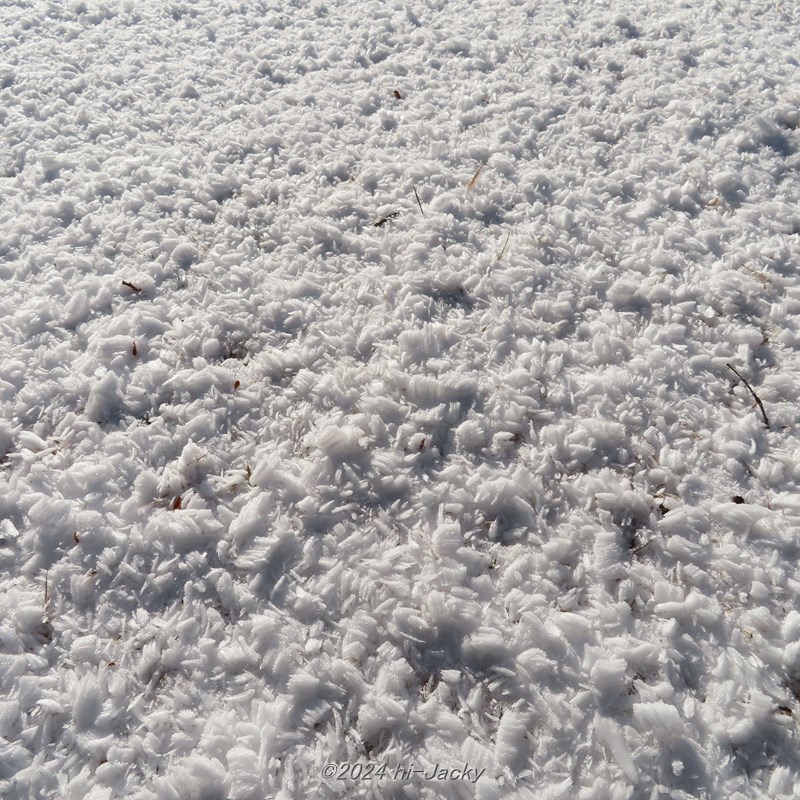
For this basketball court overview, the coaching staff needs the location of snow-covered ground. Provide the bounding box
[2,0,800,797]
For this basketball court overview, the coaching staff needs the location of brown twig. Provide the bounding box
[122,280,141,293]
[412,185,425,217]
[727,363,770,430]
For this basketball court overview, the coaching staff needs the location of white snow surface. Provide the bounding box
[1,0,800,798]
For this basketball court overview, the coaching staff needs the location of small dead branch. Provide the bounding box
[412,185,425,217]
[726,363,770,430]
[122,280,141,293]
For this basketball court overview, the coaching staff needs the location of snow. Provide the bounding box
[1,0,800,797]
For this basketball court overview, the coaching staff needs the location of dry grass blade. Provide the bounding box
[631,538,656,555]
[727,363,770,430]
[467,164,484,190]
[412,184,425,217]
[497,232,510,261]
